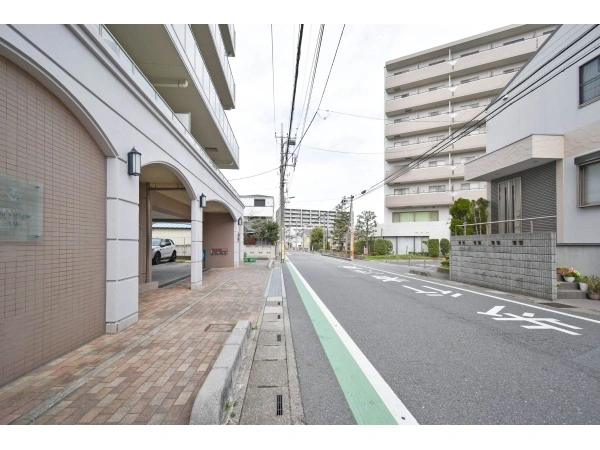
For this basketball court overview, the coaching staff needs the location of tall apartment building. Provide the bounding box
[0,24,244,385]
[382,25,555,254]
[275,208,335,229]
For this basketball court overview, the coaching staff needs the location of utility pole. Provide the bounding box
[278,123,285,263]
[349,195,355,261]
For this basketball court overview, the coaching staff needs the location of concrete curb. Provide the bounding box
[189,320,251,425]
[409,269,431,277]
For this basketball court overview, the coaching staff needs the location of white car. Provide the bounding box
[152,238,177,265]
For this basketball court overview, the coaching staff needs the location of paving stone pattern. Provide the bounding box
[0,263,269,425]
[450,232,557,301]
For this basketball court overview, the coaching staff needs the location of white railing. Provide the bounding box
[170,24,239,162]
[386,72,511,102]
[88,25,239,197]
[459,215,557,235]
[386,188,486,196]
[207,24,236,102]
[385,33,548,78]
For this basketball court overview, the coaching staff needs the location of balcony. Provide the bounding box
[191,24,236,109]
[385,106,486,138]
[218,24,236,57]
[385,34,549,92]
[386,73,512,116]
[385,188,487,208]
[387,165,465,184]
[84,25,240,194]
[103,24,239,168]
[385,133,486,163]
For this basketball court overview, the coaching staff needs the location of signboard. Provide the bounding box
[211,248,228,255]
[0,173,43,241]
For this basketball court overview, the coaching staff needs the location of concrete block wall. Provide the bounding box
[450,232,556,300]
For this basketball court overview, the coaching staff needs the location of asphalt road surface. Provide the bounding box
[283,251,600,425]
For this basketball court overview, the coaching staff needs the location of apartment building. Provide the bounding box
[382,24,555,254]
[0,24,243,385]
[275,207,335,230]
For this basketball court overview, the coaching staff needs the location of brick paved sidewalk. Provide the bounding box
[0,263,269,425]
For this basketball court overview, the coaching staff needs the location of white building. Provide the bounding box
[381,25,555,254]
[240,194,275,223]
[465,24,600,274]
[0,24,244,386]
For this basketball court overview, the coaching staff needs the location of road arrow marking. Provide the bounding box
[478,306,505,317]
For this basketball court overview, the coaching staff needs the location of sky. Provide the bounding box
[223,23,508,224]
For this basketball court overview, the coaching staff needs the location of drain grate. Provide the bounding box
[540,302,577,309]
[276,394,283,416]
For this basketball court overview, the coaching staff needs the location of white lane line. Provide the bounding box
[287,260,418,425]
[309,256,600,325]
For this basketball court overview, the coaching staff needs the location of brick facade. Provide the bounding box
[450,232,557,300]
[0,55,106,386]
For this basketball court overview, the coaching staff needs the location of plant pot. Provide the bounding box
[587,293,600,301]
[556,268,564,275]
[564,276,575,282]
[579,282,588,292]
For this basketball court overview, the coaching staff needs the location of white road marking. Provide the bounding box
[451,293,462,298]
[334,260,600,325]
[424,286,452,295]
[287,260,418,425]
[478,306,505,317]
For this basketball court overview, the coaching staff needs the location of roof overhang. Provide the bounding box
[465,134,564,181]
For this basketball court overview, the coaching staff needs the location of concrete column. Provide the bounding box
[105,157,140,333]
[191,199,203,290]
[233,218,241,267]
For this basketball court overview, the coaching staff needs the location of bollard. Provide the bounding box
[408,257,411,267]
[423,258,426,268]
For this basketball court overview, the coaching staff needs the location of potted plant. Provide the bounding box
[562,268,580,283]
[556,266,565,276]
[579,275,589,292]
[587,276,600,301]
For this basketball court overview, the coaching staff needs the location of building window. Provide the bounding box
[394,188,409,195]
[461,76,480,84]
[429,185,446,193]
[579,55,600,105]
[429,60,445,66]
[394,69,409,76]
[254,199,266,207]
[460,50,479,57]
[394,117,409,123]
[575,150,600,206]
[461,183,471,190]
[392,211,439,222]
[460,156,475,164]
[503,67,521,74]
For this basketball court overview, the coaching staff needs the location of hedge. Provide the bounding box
[427,238,440,258]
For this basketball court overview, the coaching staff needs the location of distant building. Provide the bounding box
[241,195,275,223]
[275,207,335,230]
[382,24,555,253]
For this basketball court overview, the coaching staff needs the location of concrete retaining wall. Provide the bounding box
[450,232,556,300]
[245,245,275,260]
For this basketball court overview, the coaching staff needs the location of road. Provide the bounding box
[283,251,600,425]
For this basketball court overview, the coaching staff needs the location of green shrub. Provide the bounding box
[441,260,450,268]
[373,239,393,255]
[427,238,440,258]
[440,238,450,257]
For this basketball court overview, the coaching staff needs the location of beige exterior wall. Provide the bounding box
[203,212,234,268]
[0,56,106,386]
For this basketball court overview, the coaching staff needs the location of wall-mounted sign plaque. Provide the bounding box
[211,248,228,255]
[0,173,43,241]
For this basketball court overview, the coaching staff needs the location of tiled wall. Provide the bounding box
[204,212,234,268]
[0,55,106,386]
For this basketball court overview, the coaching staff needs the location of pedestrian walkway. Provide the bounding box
[0,263,269,425]
[229,261,303,425]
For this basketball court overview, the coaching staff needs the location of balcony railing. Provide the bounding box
[170,25,239,162]
[386,103,488,125]
[386,72,512,102]
[385,34,546,78]
[387,187,486,196]
[88,24,239,197]
[207,24,236,102]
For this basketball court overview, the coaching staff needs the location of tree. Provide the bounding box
[332,203,350,250]
[253,218,279,244]
[373,239,393,255]
[449,197,490,235]
[355,211,377,253]
[310,226,324,249]
[440,238,450,257]
[427,238,440,258]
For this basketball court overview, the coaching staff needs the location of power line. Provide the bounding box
[229,166,279,181]
[290,25,346,159]
[302,145,383,155]
[270,25,276,134]
[284,25,304,160]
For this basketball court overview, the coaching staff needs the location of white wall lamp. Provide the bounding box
[128,147,142,176]
[199,193,207,208]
